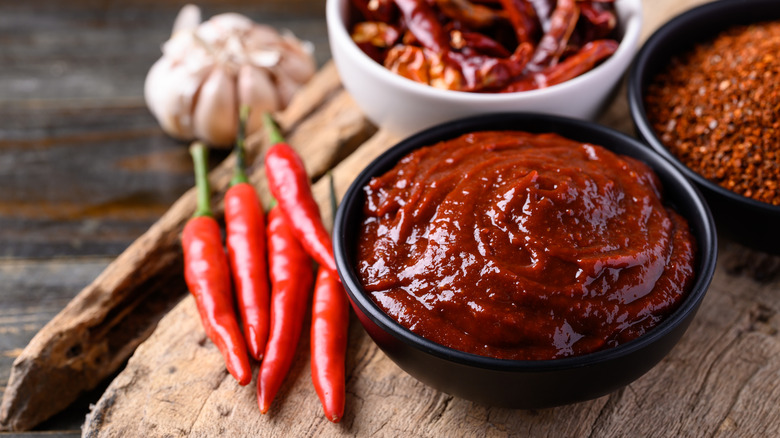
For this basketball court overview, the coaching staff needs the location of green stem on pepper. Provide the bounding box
[191,141,213,218]
[231,105,251,187]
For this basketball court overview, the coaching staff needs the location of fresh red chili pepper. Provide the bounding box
[225,107,271,361]
[182,142,251,386]
[310,176,350,423]
[257,203,314,414]
[263,113,338,276]
[310,265,350,423]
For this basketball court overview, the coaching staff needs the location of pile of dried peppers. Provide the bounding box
[181,108,349,423]
[350,0,620,92]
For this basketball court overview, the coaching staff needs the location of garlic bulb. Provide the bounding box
[144,5,316,147]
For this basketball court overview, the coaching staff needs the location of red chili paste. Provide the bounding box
[356,131,696,360]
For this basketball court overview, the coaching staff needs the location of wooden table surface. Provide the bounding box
[0,0,778,436]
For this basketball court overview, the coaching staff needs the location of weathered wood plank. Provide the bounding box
[80,1,780,434]
[0,106,196,258]
[0,259,110,388]
[0,258,116,435]
[4,0,780,436]
[0,1,329,104]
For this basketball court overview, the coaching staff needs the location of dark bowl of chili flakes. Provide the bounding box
[333,112,717,409]
[628,0,780,254]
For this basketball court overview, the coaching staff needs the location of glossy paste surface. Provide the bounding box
[357,131,696,360]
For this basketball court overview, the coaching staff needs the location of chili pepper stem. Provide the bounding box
[328,172,337,224]
[190,142,212,218]
[231,105,251,187]
[263,112,286,145]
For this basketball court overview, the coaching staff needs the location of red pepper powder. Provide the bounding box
[645,21,780,206]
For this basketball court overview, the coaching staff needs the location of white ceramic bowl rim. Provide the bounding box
[326,0,643,102]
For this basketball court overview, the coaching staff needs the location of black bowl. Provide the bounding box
[333,113,717,409]
[628,0,780,254]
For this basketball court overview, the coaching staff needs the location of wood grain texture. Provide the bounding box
[3,0,780,435]
[1,0,325,434]
[0,0,329,260]
[79,0,780,433]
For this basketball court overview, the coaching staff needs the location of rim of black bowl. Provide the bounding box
[627,0,780,215]
[333,112,718,373]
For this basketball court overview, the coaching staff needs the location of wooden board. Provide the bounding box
[82,252,780,437]
[84,64,779,438]
[80,100,780,436]
[1,0,779,436]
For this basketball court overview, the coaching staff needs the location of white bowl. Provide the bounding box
[327,0,643,137]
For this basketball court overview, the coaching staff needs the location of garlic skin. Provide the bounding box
[237,64,279,135]
[144,5,316,147]
[193,65,237,147]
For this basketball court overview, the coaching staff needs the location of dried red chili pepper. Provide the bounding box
[450,28,512,58]
[310,265,350,423]
[450,42,533,91]
[505,38,617,91]
[352,22,402,63]
[498,0,539,46]
[182,142,252,386]
[578,1,617,41]
[436,0,503,30]
[385,45,439,85]
[527,0,579,70]
[350,0,395,23]
[257,203,314,413]
[349,0,619,92]
[392,0,449,52]
[542,39,617,85]
[224,107,270,361]
[263,113,338,275]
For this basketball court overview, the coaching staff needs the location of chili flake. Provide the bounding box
[645,21,780,206]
